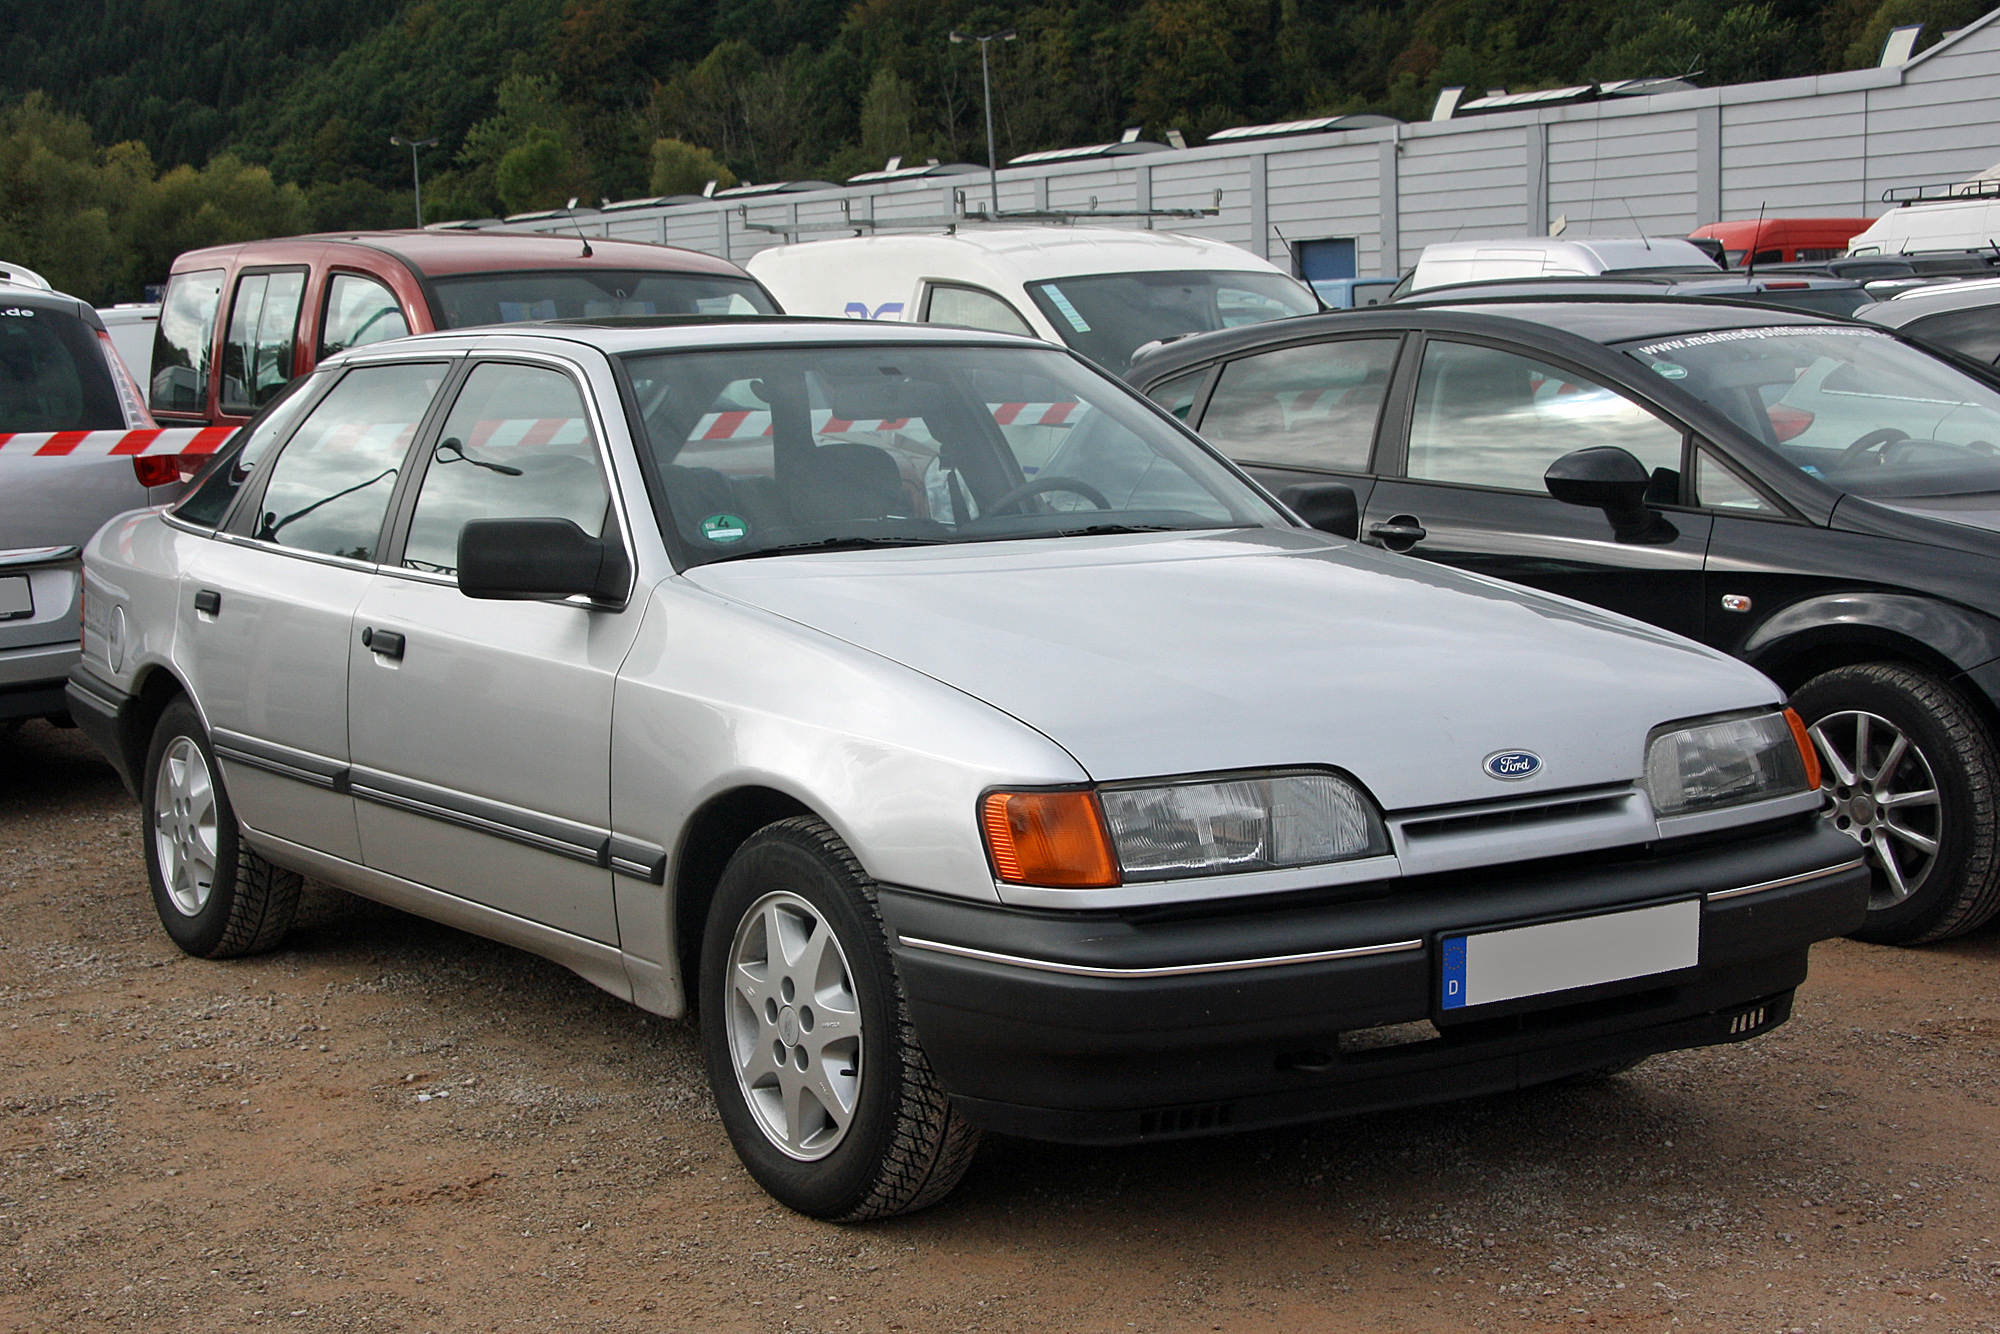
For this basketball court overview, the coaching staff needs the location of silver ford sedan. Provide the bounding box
[67,318,1868,1219]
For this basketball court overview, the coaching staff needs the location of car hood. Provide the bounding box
[686,529,1779,811]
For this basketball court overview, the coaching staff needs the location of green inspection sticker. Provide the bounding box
[701,513,749,543]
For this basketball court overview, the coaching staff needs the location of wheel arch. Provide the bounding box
[121,662,193,787]
[671,784,818,1013]
[1742,594,2000,734]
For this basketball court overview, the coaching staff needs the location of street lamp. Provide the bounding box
[389,135,440,228]
[949,29,1016,218]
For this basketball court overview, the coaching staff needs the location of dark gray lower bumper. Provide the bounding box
[64,666,139,792]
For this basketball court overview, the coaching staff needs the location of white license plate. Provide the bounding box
[1440,899,1700,1011]
[0,576,29,621]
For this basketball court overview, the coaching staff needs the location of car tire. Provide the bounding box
[141,697,302,958]
[1791,663,2000,945]
[698,816,979,1220]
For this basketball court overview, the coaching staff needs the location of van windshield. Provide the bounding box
[1024,270,1317,368]
[432,270,777,327]
[1619,325,2000,498]
[624,342,1281,565]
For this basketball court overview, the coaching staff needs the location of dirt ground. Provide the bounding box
[6,719,2000,1334]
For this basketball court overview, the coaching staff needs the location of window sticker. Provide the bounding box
[701,512,749,543]
[1040,285,1092,333]
[1635,325,1887,357]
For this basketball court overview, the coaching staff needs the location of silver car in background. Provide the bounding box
[68,318,1868,1218]
[0,267,163,724]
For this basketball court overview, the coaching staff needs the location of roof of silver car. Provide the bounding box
[338,316,1039,361]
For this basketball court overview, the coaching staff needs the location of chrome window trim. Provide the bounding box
[895,935,1424,979]
[1703,857,1866,902]
[214,529,380,574]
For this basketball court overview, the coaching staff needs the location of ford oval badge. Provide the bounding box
[1484,750,1542,781]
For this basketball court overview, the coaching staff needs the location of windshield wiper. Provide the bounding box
[1046,523,1237,537]
[705,536,950,563]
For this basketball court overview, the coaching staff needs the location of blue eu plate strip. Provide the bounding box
[1440,935,1468,1010]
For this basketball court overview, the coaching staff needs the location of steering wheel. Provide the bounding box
[1837,427,1912,467]
[985,474,1113,516]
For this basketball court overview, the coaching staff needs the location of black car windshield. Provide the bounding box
[1618,325,2000,497]
[624,342,1282,564]
[1024,270,1318,368]
[433,270,776,327]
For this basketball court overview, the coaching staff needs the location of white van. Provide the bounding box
[745,227,1319,367]
[1403,237,1720,293]
[1847,191,2000,256]
[95,303,159,388]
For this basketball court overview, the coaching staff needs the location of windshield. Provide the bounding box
[624,342,1282,565]
[1620,325,2000,497]
[1024,270,1318,368]
[432,270,776,327]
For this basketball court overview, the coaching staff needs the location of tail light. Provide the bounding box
[133,455,181,487]
[96,329,155,429]
[1767,406,1814,442]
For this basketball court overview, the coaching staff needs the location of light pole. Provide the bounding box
[949,29,1015,218]
[389,135,439,228]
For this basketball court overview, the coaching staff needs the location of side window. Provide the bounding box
[221,270,306,413]
[150,268,225,414]
[924,284,1034,338]
[1695,448,1783,515]
[251,361,446,561]
[1198,338,1399,472]
[402,363,610,575]
[321,273,411,359]
[1144,368,1207,422]
[1406,340,1684,493]
[1905,308,2000,366]
[172,377,318,528]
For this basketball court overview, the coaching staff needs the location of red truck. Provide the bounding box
[1687,218,1874,268]
[148,230,778,429]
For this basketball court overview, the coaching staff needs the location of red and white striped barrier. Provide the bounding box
[687,403,1083,444]
[0,426,237,457]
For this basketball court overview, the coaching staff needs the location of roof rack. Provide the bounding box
[1882,176,2000,205]
[736,189,1221,241]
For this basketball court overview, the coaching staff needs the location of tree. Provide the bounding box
[648,138,736,196]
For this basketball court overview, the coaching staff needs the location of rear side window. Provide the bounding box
[151,269,225,414]
[0,302,125,432]
[1904,307,2000,366]
[1198,338,1399,472]
[321,273,411,358]
[221,270,306,413]
[251,361,447,561]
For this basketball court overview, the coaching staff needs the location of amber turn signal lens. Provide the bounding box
[980,791,1120,888]
[1783,707,1821,792]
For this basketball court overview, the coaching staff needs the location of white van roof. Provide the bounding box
[748,226,1277,283]
[1408,237,1719,291]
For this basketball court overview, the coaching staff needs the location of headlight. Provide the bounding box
[1644,709,1819,817]
[982,771,1387,887]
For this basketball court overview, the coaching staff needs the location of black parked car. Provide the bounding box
[1129,298,2000,944]
[1857,277,2000,368]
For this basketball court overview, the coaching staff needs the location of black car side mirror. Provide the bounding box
[1544,447,1678,545]
[1279,482,1361,540]
[457,517,630,603]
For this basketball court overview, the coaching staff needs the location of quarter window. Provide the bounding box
[1695,448,1781,515]
[1144,369,1207,421]
[221,270,306,412]
[402,363,610,576]
[251,362,446,561]
[321,274,411,358]
[1406,341,1683,493]
[924,284,1034,338]
[1199,338,1400,472]
[149,269,225,414]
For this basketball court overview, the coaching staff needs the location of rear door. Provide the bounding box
[1357,335,1713,637]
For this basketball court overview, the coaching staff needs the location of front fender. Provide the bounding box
[1739,591,2000,680]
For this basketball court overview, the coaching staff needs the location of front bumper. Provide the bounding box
[879,819,1868,1144]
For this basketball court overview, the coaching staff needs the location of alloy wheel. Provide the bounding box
[153,736,220,917]
[723,891,864,1161]
[1810,709,1942,910]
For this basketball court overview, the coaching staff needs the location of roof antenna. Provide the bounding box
[1619,195,1650,248]
[561,197,594,258]
[1747,201,1767,277]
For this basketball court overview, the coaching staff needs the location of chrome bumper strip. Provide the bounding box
[1704,857,1868,903]
[895,935,1424,979]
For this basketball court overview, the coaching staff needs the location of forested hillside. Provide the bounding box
[0,0,1989,300]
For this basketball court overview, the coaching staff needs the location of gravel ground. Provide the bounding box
[5,717,2000,1333]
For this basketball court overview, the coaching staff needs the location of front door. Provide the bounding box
[1360,336,1712,638]
[347,359,639,945]
[185,360,449,859]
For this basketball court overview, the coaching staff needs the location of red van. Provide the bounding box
[148,231,778,429]
[1688,218,1874,268]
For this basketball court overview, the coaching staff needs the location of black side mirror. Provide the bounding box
[1544,447,1678,545]
[1279,482,1361,540]
[457,518,630,602]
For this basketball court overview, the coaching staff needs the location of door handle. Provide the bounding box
[1366,515,1428,552]
[361,627,405,660]
[193,588,221,615]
